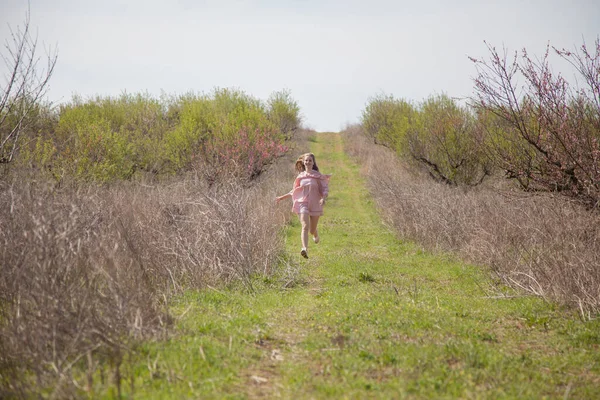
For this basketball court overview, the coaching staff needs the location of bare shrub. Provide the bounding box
[144,175,288,290]
[344,124,600,316]
[0,180,166,397]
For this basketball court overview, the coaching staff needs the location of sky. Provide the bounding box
[1,0,599,132]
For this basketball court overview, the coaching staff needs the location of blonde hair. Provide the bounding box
[295,153,319,173]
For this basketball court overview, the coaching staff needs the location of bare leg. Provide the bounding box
[299,213,310,250]
[309,216,320,239]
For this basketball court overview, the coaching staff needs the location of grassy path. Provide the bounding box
[125,133,599,399]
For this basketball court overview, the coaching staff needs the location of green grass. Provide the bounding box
[100,133,600,399]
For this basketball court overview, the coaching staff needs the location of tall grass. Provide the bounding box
[343,124,600,317]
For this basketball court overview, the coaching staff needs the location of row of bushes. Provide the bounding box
[8,88,300,183]
[361,39,600,208]
[362,93,491,186]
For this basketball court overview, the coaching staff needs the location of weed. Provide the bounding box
[358,271,376,283]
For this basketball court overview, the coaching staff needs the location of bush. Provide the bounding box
[23,93,171,181]
[267,89,302,138]
[407,94,491,186]
[202,127,288,182]
[0,181,166,397]
[360,94,417,152]
[163,88,286,181]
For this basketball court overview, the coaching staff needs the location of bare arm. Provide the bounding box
[276,176,300,204]
[275,192,292,204]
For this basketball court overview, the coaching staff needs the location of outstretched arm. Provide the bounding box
[276,176,300,204]
[275,192,292,204]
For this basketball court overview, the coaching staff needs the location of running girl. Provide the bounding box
[276,153,331,258]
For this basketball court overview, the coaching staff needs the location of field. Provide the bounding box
[2,9,599,399]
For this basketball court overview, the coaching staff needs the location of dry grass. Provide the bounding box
[343,124,600,317]
[0,130,309,397]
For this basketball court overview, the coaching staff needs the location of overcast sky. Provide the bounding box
[2,0,599,131]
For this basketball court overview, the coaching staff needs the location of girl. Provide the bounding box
[276,153,331,258]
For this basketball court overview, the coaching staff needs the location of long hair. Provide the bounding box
[295,153,319,173]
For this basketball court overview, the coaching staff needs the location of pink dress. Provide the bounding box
[289,171,331,216]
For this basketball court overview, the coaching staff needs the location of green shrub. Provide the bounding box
[50,93,169,181]
[361,94,417,153]
[267,89,301,138]
[407,94,491,185]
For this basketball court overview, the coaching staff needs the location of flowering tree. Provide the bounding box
[200,127,288,183]
[470,38,600,208]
